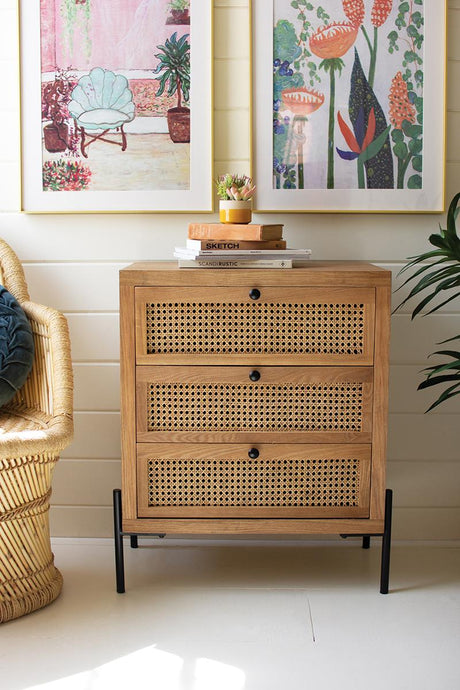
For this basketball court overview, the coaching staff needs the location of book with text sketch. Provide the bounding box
[186,238,288,251]
[188,222,284,241]
[178,259,293,269]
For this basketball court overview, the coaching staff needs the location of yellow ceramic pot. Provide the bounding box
[219,200,252,224]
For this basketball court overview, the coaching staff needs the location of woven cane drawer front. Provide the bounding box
[135,286,375,364]
[137,444,371,518]
[136,366,373,443]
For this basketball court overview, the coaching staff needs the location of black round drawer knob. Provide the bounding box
[249,288,261,300]
[249,370,261,382]
[248,448,260,459]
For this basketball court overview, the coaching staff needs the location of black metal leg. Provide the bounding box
[362,535,370,549]
[130,535,138,549]
[113,489,125,593]
[380,489,393,594]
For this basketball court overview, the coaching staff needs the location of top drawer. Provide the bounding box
[135,286,376,364]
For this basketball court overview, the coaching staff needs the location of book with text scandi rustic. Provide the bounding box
[178,259,293,269]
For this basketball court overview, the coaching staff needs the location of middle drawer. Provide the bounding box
[136,366,373,443]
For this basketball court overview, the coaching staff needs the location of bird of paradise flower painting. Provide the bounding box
[272,0,426,192]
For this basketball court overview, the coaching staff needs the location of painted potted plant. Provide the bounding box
[395,192,460,411]
[166,0,190,25]
[215,173,256,224]
[41,69,75,153]
[153,32,190,143]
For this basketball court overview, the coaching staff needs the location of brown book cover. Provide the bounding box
[188,223,284,241]
[187,238,287,250]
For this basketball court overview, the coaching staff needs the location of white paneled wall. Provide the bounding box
[0,1,459,539]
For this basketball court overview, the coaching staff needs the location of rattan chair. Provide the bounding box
[0,238,73,623]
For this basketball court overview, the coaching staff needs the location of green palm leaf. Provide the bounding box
[419,374,460,388]
[424,291,460,315]
[423,383,460,412]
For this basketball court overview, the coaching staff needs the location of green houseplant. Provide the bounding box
[153,32,190,143]
[395,192,460,411]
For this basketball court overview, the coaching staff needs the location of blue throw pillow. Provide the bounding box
[0,285,34,406]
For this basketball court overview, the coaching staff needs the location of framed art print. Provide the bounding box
[20,0,212,213]
[252,0,446,212]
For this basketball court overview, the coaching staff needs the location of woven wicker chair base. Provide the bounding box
[0,454,63,623]
[0,565,63,624]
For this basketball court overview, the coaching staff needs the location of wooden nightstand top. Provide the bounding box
[120,260,392,288]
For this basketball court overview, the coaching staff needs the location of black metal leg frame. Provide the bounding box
[340,489,393,594]
[113,488,393,595]
[113,489,165,594]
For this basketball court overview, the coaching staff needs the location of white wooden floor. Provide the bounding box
[1,538,460,690]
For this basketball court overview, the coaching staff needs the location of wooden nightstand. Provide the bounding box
[114,261,393,592]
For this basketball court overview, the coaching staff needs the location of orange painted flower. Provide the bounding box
[371,0,393,28]
[342,0,365,27]
[281,87,325,115]
[388,72,416,129]
[309,22,359,59]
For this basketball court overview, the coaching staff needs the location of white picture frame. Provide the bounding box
[20,0,213,213]
[252,0,446,213]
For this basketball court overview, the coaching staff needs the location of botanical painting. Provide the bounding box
[20,0,212,212]
[253,0,446,212]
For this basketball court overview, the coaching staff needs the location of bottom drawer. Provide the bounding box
[137,444,371,519]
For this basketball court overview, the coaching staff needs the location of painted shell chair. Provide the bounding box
[68,68,135,158]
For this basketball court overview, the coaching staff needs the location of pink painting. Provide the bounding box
[40,0,191,193]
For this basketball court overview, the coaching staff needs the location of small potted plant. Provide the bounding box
[41,69,76,153]
[153,32,190,143]
[215,173,256,224]
[166,0,190,25]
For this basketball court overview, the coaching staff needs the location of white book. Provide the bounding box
[178,259,293,269]
[174,247,311,260]
[184,239,311,256]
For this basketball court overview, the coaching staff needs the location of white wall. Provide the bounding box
[0,0,459,539]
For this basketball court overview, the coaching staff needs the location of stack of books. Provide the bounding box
[174,223,312,269]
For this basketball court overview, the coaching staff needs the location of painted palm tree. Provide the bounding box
[309,21,359,189]
[154,32,190,142]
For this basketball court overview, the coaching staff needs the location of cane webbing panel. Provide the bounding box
[146,456,361,508]
[147,382,365,432]
[145,301,366,355]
